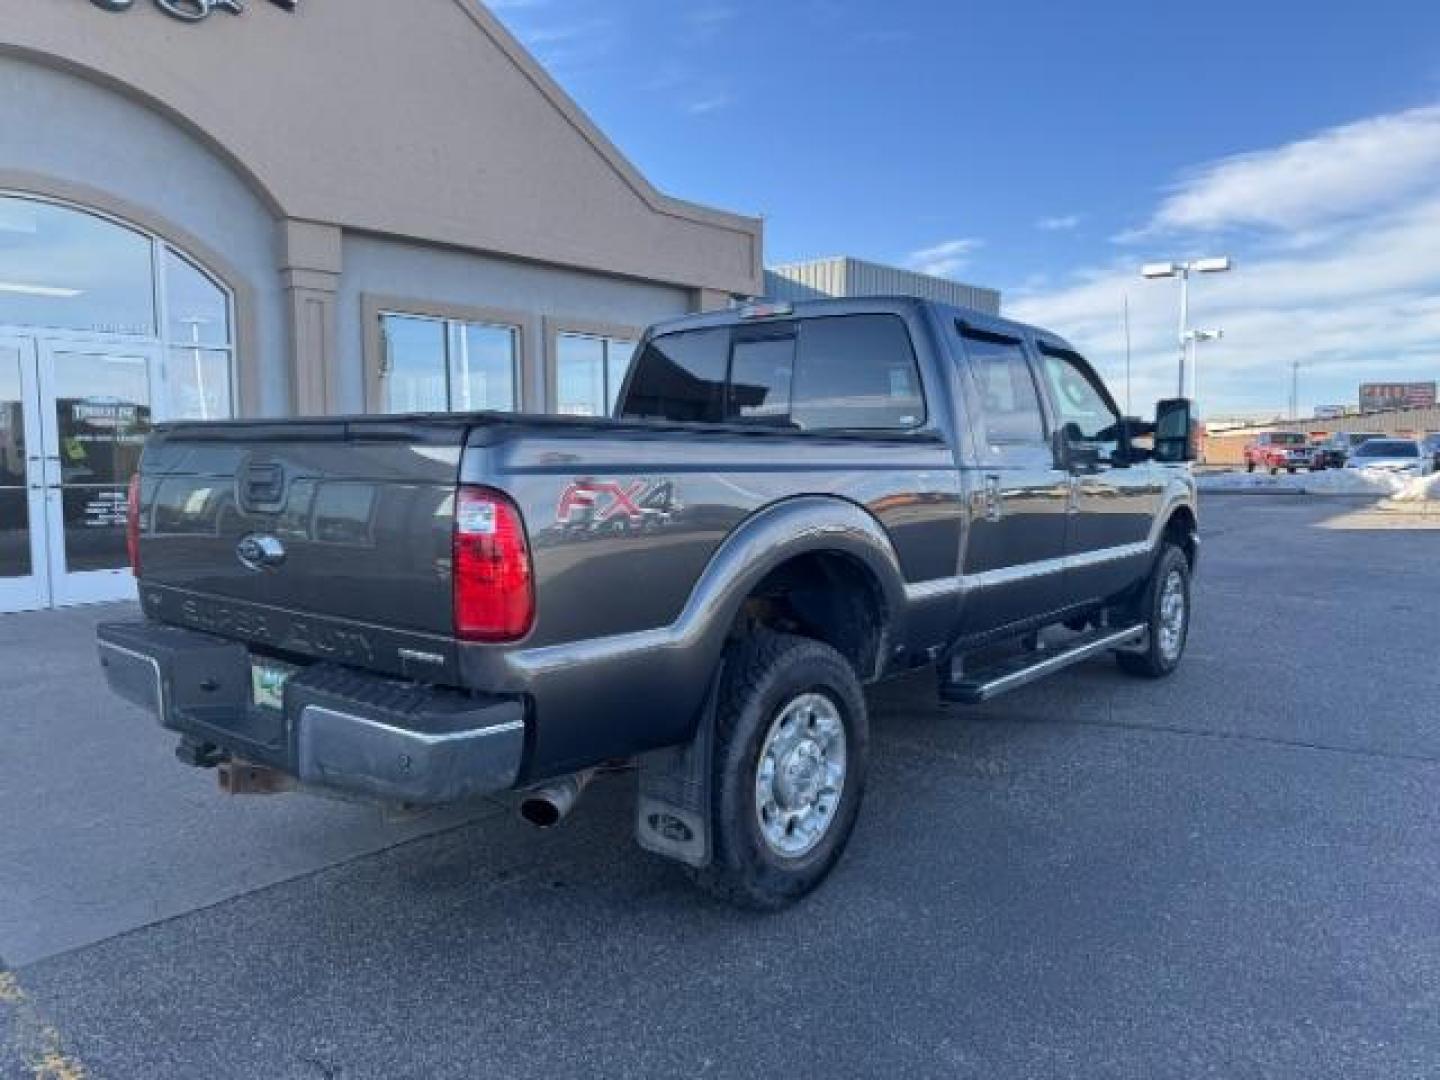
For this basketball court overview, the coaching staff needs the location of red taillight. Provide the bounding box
[453,486,534,642]
[126,473,142,577]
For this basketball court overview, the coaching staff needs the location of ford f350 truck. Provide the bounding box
[98,298,1199,909]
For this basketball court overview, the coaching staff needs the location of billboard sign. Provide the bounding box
[1359,382,1437,413]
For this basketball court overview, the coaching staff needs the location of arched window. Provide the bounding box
[0,193,235,418]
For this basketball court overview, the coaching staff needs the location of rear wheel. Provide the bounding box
[688,630,868,911]
[1246,461,1256,474]
[1117,544,1191,679]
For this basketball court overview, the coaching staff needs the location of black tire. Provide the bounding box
[1288,467,1297,475]
[1270,467,1279,476]
[1116,544,1192,679]
[1246,461,1256,473]
[687,630,868,911]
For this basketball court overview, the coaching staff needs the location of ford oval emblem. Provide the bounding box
[237,534,286,571]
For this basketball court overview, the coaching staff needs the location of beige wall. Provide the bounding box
[1,0,761,297]
[2,0,764,416]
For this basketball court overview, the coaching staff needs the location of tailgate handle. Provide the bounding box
[242,463,285,509]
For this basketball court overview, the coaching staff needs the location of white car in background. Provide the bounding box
[1344,438,1435,476]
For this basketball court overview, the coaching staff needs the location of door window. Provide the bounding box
[961,328,1047,448]
[793,315,925,431]
[0,345,31,579]
[1038,345,1122,463]
[50,349,152,574]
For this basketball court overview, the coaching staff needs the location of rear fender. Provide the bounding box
[506,496,908,780]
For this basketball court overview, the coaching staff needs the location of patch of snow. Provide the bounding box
[1196,467,1435,497]
[1388,472,1440,503]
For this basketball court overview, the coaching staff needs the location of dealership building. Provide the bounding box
[0,0,763,613]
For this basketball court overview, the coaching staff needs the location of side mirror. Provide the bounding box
[1053,426,1102,472]
[1069,442,1103,472]
[1118,417,1154,464]
[1154,398,1198,463]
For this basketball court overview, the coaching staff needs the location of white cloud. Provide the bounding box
[1036,214,1081,232]
[908,238,983,279]
[1011,104,1440,417]
[1142,104,1440,235]
[686,93,735,115]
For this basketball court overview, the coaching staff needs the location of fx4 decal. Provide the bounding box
[556,479,681,532]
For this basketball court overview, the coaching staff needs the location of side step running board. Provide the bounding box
[939,623,1146,705]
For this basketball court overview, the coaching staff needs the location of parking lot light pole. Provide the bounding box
[1143,257,1233,399]
[1184,328,1224,406]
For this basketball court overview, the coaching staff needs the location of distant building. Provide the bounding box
[765,256,1001,315]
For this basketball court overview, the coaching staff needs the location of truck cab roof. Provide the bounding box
[648,296,1080,357]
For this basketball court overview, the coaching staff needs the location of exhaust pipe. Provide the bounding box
[518,769,597,829]
[218,761,296,796]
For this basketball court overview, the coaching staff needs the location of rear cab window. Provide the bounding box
[619,313,926,432]
[618,328,729,423]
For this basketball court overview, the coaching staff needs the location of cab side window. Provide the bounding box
[961,328,1047,449]
[1038,345,1122,463]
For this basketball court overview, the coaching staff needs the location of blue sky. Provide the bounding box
[490,0,1440,417]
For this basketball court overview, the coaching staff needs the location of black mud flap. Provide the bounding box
[634,661,724,869]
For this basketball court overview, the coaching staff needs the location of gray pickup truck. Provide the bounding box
[98,297,1199,909]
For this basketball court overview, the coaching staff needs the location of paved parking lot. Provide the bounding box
[3,493,1439,1079]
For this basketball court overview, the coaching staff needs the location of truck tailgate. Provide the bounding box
[138,417,470,646]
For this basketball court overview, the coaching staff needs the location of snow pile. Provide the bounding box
[1196,468,1437,498]
[1387,472,1440,503]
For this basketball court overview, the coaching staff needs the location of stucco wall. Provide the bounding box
[0,53,288,416]
[2,0,761,297]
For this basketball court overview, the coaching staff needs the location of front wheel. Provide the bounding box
[688,630,868,911]
[1117,544,1192,679]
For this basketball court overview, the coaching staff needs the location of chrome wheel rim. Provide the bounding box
[1158,569,1187,661]
[754,692,847,859]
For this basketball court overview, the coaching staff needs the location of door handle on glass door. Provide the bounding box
[983,475,1002,523]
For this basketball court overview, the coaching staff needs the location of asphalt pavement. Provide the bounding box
[3,493,1439,1079]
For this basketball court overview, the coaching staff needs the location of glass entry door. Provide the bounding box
[0,337,48,613]
[36,341,158,607]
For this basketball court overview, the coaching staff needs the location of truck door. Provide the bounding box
[1033,342,1161,607]
[955,325,1070,636]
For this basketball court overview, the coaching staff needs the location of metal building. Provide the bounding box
[764,257,1001,315]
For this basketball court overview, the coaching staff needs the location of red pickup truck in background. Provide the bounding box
[1244,431,1312,474]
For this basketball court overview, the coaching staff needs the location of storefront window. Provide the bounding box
[167,347,233,421]
[381,312,520,414]
[164,247,230,348]
[0,193,237,423]
[555,332,638,417]
[452,322,519,412]
[0,196,155,336]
